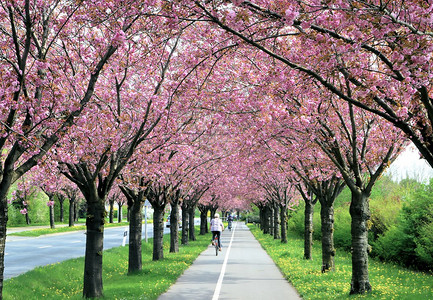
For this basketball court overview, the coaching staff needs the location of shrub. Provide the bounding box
[371,179,433,271]
[7,187,49,226]
[371,224,415,266]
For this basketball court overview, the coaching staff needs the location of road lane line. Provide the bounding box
[38,245,52,249]
[212,222,236,300]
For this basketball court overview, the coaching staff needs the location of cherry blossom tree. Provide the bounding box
[55,28,182,298]
[0,1,149,297]
[188,1,433,170]
[107,187,122,224]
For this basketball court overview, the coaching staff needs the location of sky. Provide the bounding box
[386,143,433,183]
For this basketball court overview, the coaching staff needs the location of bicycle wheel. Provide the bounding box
[215,238,218,256]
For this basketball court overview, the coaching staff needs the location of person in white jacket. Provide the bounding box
[210,213,224,251]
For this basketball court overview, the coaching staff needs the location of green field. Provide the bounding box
[4,230,210,299]
[248,225,433,300]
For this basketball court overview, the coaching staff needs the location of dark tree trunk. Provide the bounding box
[25,212,30,225]
[59,198,64,223]
[169,202,180,253]
[199,206,208,235]
[273,203,280,239]
[263,205,271,234]
[304,200,314,260]
[280,204,287,243]
[188,206,196,241]
[127,206,130,222]
[269,205,274,236]
[0,195,8,297]
[49,204,55,229]
[321,201,335,272]
[210,207,217,220]
[69,199,75,227]
[350,191,372,294]
[153,205,165,261]
[82,194,105,298]
[259,206,264,230]
[261,207,266,233]
[109,200,115,223]
[74,200,80,222]
[117,203,123,223]
[128,199,143,273]
[181,203,189,245]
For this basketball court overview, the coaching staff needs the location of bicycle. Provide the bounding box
[212,235,219,256]
[228,221,232,231]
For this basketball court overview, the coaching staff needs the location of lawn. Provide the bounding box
[248,224,433,300]
[4,229,210,299]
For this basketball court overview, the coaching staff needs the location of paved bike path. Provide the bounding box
[158,222,301,300]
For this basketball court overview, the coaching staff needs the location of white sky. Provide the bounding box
[386,143,433,183]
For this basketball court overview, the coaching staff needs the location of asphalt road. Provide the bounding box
[4,223,167,279]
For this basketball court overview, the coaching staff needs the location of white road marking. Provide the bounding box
[212,222,236,300]
[38,245,52,249]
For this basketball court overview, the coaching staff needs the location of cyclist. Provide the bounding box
[227,214,234,230]
[210,213,224,251]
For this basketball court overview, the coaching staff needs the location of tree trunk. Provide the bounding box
[269,206,274,236]
[349,191,372,294]
[199,207,208,235]
[210,207,217,220]
[0,195,9,297]
[262,206,269,234]
[75,201,79,222]
[118,203,123,223]
[25,212,30,225]
[82,195,105,298]
[69,199,75,227]
[49,204,55,229]
[259,207,264,230]
[128,200,143,273]
[273,203,280,239]
[153,206,165,261]
[280,204,287,244]
[304,200,314,260]
[188,206,196,241]
[169,203,180,253]
[321,201,335,272]
[109,200,114,223]
[59,199,64,223]
[181,204,189,245]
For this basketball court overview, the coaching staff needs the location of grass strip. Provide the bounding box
[4,229,210,299]
[8,222,136,237]
[248,224,433,300]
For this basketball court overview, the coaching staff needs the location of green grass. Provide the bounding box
[7,220,156,237]
[248,225,433,300]
[8,222,132,237]
[4,229,210,299]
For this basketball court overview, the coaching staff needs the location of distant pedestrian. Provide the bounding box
[210,213,224,251]
[227,214,234,230]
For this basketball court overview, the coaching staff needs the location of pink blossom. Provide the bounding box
[227,9,237,22]
[20,208,27,215]
[284,8,299,25]
[112,30,126,48]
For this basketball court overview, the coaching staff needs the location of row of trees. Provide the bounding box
[1,0,432,298]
